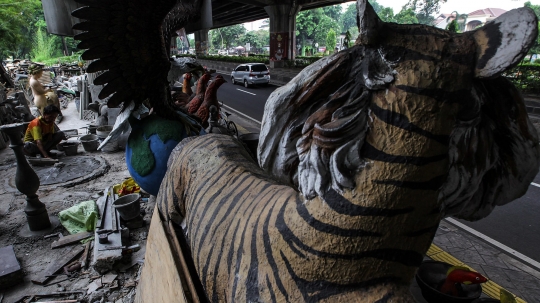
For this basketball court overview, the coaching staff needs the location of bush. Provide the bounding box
[175,54,321,68]
[504,63,540,93]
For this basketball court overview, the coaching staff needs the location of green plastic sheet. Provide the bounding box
[58,200,98,235]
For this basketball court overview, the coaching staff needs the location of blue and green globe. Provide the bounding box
[125,114,203,196]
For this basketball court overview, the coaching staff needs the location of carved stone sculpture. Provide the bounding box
[155,1,539,302]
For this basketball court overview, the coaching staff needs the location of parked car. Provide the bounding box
[218,50,228,55]
[230,63,270,88]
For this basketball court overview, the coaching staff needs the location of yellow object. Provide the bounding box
[114,178,141,196]
[427,244,525,303]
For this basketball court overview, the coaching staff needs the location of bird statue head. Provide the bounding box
[168,56,205,86]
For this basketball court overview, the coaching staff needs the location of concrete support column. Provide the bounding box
[264,4,301,62]
[194,29,209,57]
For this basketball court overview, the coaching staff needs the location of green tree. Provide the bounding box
[525,2,540,58]
[341,3,357,33]
[323,5,342,21]
[446,19,459,32]
[210,24,246,50]
[378,7,395,22]
[403,0,446,24]
[0,0,44,59]
[296,7,341,50]
[394,8,419,24]
[326,29,337,53]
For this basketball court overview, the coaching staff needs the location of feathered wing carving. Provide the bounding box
[72,0,202,132]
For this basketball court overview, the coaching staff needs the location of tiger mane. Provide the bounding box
[259,45,395,199]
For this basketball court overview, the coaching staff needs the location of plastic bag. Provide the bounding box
[58,200,98,234]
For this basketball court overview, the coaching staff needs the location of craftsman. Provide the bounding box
[23,105,66,158]
[28,64,63,122]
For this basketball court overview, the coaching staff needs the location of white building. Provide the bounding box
[434,8,507,31]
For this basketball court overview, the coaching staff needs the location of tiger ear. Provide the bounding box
[356,0,382,45]
[473,7,538,78]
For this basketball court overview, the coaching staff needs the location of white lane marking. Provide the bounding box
[221,104,262,125]
[236,89,256,95]
[532,182,540,188]
[445,217,540,271]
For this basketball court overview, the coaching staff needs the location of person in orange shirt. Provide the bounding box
[23,105,65,158]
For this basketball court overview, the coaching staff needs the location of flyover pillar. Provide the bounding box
[194,29,210,56]
[264,4,301,62]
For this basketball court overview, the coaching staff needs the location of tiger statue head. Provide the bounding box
[259,0,540,221]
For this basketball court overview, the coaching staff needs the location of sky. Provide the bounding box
[242,0,540,30]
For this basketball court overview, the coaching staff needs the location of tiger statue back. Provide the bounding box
[155,1,540,302]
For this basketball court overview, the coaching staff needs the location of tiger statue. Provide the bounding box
[155,1,540,302]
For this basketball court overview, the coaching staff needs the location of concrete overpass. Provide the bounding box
[185,0,353,61]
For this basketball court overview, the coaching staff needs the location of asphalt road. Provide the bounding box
[456,182,540,264]
[214,71,540,265]
[215,71,278,122]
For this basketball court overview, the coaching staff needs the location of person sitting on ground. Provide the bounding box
[23,105,66,158]
[28,64,63,122]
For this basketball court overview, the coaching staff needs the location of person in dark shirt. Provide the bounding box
[23,105,65,158]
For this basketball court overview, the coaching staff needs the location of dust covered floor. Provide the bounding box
[0,138,154,302]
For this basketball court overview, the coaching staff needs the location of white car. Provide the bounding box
[230,63,270,88]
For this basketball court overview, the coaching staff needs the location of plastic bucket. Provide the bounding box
[96,125,113,139]
[80,134,99,151]
[113,193,141,220]
[61,142,78,156]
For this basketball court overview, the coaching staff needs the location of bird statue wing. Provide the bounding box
[97,102,149,150]
[72,0,202,131]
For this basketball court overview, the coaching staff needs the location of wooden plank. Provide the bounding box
[80,241,91,269]
[51,232,93,249]
[31,246,84,285]
[134,206,189,303]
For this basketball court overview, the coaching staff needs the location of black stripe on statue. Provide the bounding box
[374,175,446,190]
[231,187,274,300]
[206,181,265,302]
[280,250,402,302]
[263,199,290,301]
[194,173,248,259]
[188,164,237,225]
[265,274,277,303]
[375,292,395,303]
[296,202,382,237]
[395,85,469,103]
[323,189,414,217]
[370,104,449,145]
[276,204,423,267]
[362,143,447,166]
[172,190,182,217]
[246,191,274,301]
[404,224,439,237]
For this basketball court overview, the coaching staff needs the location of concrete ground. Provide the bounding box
[0,102,145,303]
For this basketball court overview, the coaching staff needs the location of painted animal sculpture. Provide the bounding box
[156,1,540,302]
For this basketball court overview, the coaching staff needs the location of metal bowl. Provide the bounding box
[416,260,482,303]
